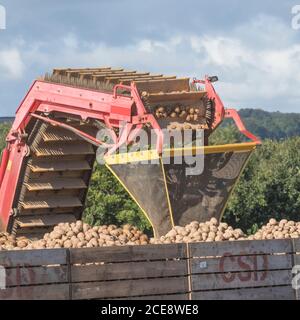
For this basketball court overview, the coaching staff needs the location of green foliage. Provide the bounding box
[83,164,152,234]
[0,122,10,151]
[209,124,243,145]
[233,109,300,140]
[224,137,300,233]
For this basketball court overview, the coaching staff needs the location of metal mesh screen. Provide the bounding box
[108,160,173,237]
[163,151,251,226]
[106,144,255,237]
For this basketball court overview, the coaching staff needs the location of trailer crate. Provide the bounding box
[0,239,299,300]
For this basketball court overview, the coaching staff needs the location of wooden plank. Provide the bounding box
[292,238,300,300]
[72,276,188,300]
[42,130,82,142]
[29,160,91,172]
[71,259,187,282]
[70,243,187,264]
[79,69,129,78]
[0,283,70,300]
[53,67,112,75]
[5,266,68,286]
[14,228,53,240]
[192,286,295,300]
[192,269,292,291]
[189,239,293,258]
[147,91,206,103]
[16,214,76,228]
[20,207,75,216]
[21,197,82,210]
[120,76,176,85]
[104,73,151,80]
[294,238,300,254]
[0,248,67,267]
[65,69,117,77]
[25,178,87,191]
[33,142,94,157]
[91,71,139,80]
[136,78,190,93]
[191,254,293,274]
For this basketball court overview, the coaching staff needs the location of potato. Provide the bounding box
[50,232,62,240]
[291,232,299,238]
[287,221,295,227]
[63,240,72,248]
[208,231,216,239]
[218,223,228,231]
[215,235,223,242]
[179,110,187,118]
[3,216,300,252]
[223,232,231,240]
[166,229,177,238]
[83,224,90,233]
[254,233,262,240]
[85,233,93,242]
[210,217,218,225]
[209,225,218,233]
[189,107,195,115]
[201,225,209,233]
[66,231,74,238]
[17,240,28,248]
[89,238,98,247]
[72,227,80,235]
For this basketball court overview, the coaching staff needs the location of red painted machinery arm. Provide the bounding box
[225,109,261,144]
[193,76,261,145]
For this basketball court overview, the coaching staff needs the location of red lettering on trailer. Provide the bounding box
[219,252,269,283]
[3,261,36,299]
[219,253,235,282]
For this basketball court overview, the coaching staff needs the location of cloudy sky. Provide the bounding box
[0,0,300,116]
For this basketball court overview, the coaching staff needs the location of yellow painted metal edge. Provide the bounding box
[105,149,159,165]
[167,142,257,157]
[105,163,157,238]
[104,142,257,165]
[160,158,175,228]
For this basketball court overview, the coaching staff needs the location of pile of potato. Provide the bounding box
[0,232,30,251]
[248,218,300,240]
[155,106,202,121]
[1,218,300,251]
[150,218,246,244]
[24,221,149,250]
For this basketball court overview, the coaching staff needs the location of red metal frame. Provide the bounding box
[0,75,260,232]
[193,76,261,144]
[193,76,225,130]
[0,80,162,231]
[225,109,261,144]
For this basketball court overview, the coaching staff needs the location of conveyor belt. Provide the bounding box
[11,119,97,238]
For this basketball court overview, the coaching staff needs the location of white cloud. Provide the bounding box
[63,34,79,49]
[0,48,24,79]
[1,14,300,112]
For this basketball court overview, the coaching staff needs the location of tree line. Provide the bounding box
[0,107,299,234]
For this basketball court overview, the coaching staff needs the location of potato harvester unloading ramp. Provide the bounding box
[0,67,260,238]
[105,143,256,237]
